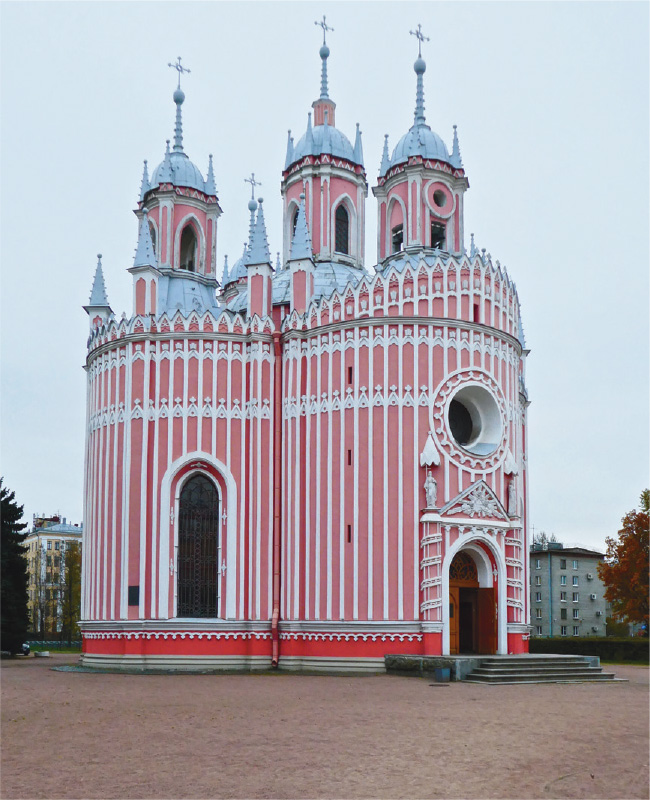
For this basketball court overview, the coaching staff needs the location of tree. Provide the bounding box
[60,542,82,644]
[0,479,29,653]
[598,491,649,630]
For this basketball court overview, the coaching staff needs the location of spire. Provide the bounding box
[276,252,282,271]
[353,123,364,166]
[245,198,271,266]
[315,15,334,99]
[284,130,294,170]
[244,173,261,258]
[86,254,112,309]
[305,112,314,151]
[133,211,158,268]
[409,24,430,127]
[380,134,391,175]
[158,140,173,182]
[139,160,150,201]
[168,57,190,153]
[451,124,463,168]
[172,88,185,152]
[222,254,229,285]
[290,193,313,261]
[205,154,216,195]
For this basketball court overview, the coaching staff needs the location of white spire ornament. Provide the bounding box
[420,430,441,467]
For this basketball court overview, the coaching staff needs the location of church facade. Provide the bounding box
[80,26,531,670]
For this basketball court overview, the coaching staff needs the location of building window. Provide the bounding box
[535,592,541,602]
[573,626,580,636]
[149,222,157,254]
[572,560,579,569]
[535,559,541,569]
[47,541,52,550]
[430,221,445,249]
[536,626,543,635]
[573,609,580,619]
[560,608,567,620]
[561,626,567,636]
[292,207,299,238]
[54,541,60,550]
[535,576,541,586]
[573,592,579,602]
[335,205,350,255]
[560,559,566,569]
[46,555,52,567]
[535,608,542,619]
[560,592,567,601]
[560,575,567,586]
[54,557,60,568]
[391,224,403,253]
[180,224,198,271]
[572,576,579,586]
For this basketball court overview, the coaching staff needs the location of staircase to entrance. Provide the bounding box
[463,654,619,684]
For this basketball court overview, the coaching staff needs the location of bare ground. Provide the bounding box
[1,655,648,800]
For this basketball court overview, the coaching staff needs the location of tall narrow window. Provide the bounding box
[177,474,219,618]
[292,208,299,238]
[391,224,404,253]
[180,225,198,271]
[149,223,157,255]
[335,205,349,254]
[430,221,445,250]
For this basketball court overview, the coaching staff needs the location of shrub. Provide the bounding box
[529,636,649,663]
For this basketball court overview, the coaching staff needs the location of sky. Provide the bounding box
[1,1,648,551]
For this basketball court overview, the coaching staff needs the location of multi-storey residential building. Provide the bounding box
[529,543,606,638]
[24,516,83,636]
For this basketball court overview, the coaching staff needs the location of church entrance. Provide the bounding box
[449,550,497,655]
[177,474,220,617]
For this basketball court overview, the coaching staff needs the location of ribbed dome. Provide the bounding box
[292,124,356,163]
[150,151,206,192]
[390,124,450,169]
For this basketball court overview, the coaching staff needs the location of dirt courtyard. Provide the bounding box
[1,656,648,800]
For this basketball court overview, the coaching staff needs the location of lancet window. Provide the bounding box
[335,204,350,255]
[180,224,198,271]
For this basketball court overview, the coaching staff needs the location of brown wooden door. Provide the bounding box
[449,586,460,654]
[477,587,496,654]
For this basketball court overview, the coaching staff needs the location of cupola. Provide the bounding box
[281,17,368,270]
[373,25,469,264]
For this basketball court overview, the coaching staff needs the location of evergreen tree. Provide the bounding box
[1,479,29,653]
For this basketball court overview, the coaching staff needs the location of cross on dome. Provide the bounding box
[168,56,191,90]
[244,172,262,200]
[409,23,430,58]
[315,14,334,45]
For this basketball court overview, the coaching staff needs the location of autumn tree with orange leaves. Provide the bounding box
[598,490,649,630]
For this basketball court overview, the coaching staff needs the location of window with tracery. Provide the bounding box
[335,204,349,254]
[450,551,478,582]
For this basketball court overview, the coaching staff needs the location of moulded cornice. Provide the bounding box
[155,266,219,287]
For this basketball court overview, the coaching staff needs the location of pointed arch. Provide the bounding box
[330,193,357,258]
[173,213,206,273]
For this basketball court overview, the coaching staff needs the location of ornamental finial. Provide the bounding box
[168,56,191,90]
[244,173,262,201]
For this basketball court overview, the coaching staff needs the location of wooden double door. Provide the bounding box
[449,584,496,654]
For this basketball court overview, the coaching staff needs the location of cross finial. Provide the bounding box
[168,56,191,90]
[409,23,430,57]
[244,172,262,200]
[315,14,334,45]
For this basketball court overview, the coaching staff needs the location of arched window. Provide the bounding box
[180,224,198,271]
[292,207,299,238]
[450,551,479,582]
[177,474,219,617]
[430,221,446,250]
[149,223,157,255]
[391,224,403,253]
[334,204,350,255]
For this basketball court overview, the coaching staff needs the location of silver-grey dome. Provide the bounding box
[390,124,450,169]
[150,151,206,192]
[292,124,356,163]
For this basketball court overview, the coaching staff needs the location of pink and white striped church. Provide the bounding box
[80,23,531,671]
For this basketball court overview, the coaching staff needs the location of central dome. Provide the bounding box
[292,124,355,163]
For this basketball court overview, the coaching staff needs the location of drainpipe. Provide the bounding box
[548,550,552,637]
[271,331,283,667]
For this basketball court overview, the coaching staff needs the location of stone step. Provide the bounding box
[465,671,617,683]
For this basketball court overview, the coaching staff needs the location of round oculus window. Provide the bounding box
[447,385,502,456]
[433,189,447,209]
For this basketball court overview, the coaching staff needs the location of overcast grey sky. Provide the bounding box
[1,1,648,550]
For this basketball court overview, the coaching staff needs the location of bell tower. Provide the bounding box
[281,16,367,270]
[373,25,469,266]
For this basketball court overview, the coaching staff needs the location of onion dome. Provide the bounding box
[227,243,249,284]
[379,36,455,177]
[148,87,207,193]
